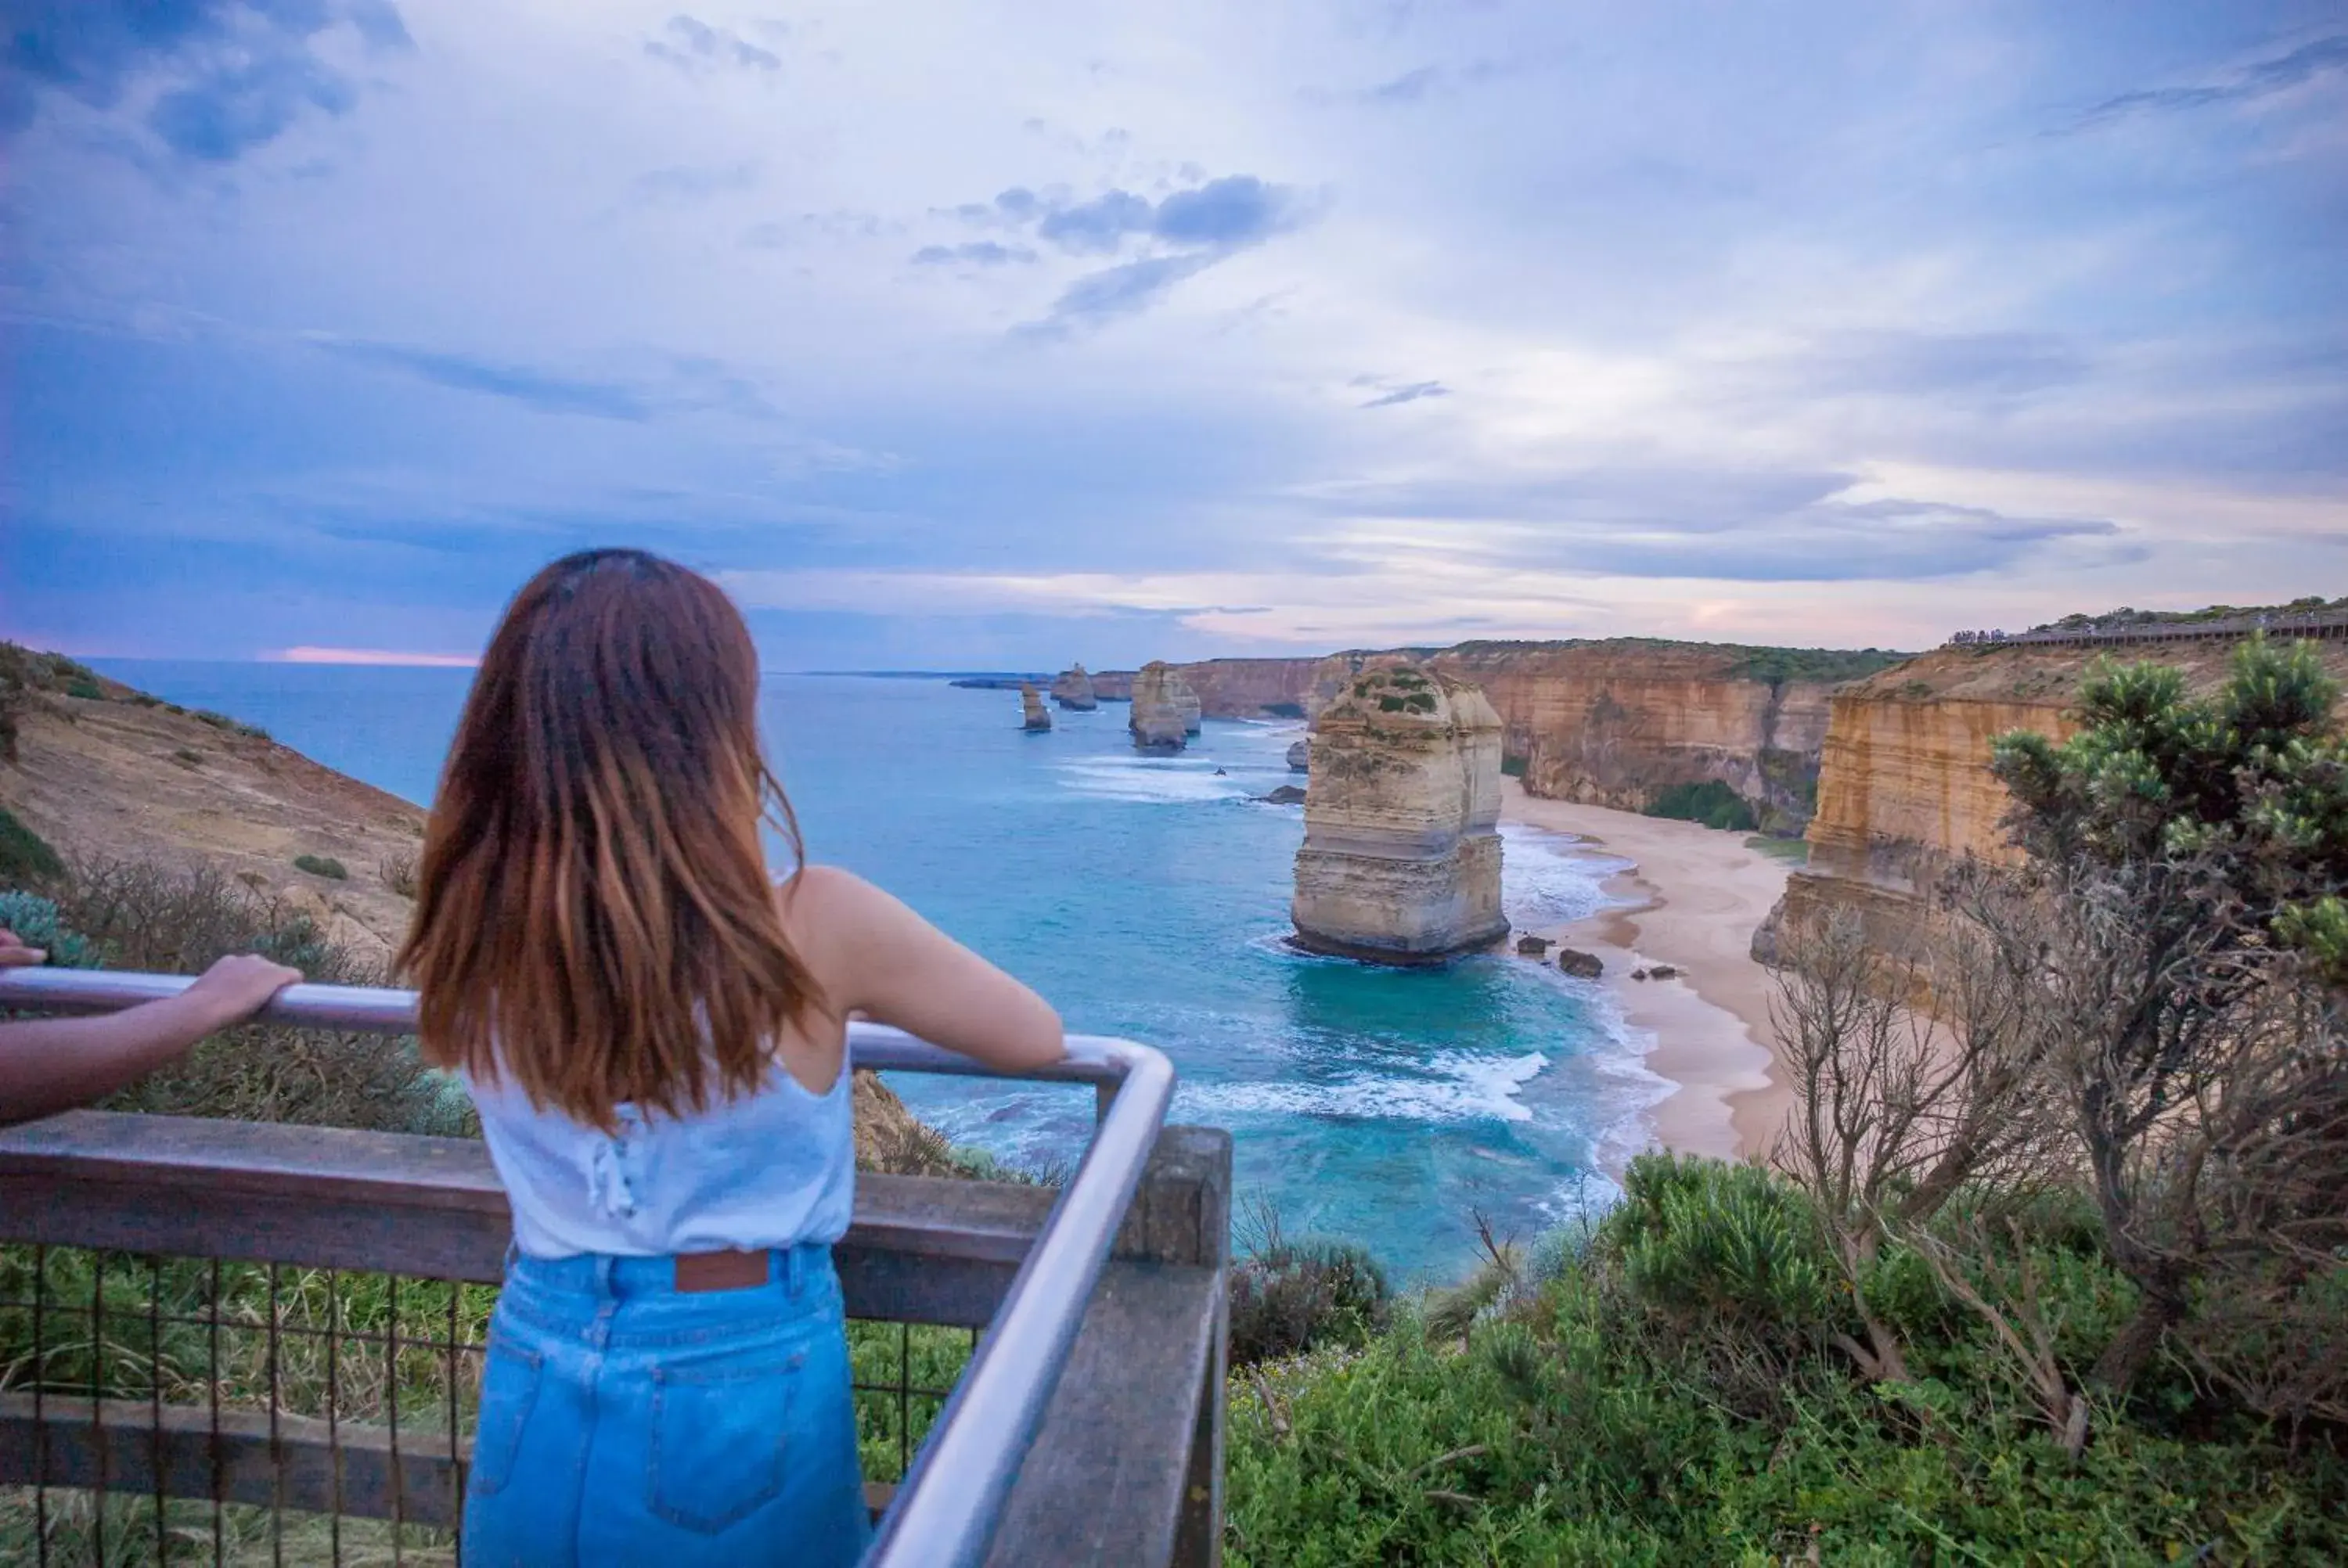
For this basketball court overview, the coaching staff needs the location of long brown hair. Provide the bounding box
[398,548,823,1130]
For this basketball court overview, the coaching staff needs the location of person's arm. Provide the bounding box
[780,865,1064,1073]
[0,952,305,1127]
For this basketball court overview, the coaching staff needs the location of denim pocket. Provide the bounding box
[467,1338,542,1498]
[647,1349,807,1534]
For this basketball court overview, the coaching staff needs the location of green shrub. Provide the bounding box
[0,890,99,967]
[128,692,162,708]
[64,678,104,700]
[1607,1152,1839,1338]
[293,854,349,880]
[1499,753,1527,778]
[172,746,203,768]
[1229,1236,1392,1367]
[0,807,64,885]
[1644,779,1759,832]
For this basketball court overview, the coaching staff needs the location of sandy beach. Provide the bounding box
[1498,779,1795,1163]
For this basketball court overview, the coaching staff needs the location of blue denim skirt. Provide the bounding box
[462,1243,870,1566]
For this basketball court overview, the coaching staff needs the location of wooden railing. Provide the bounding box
[0,973,1230,1567]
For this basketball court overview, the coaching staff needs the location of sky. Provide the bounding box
[2,1,2344,670]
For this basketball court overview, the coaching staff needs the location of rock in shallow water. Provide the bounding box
[1019,682,1053,731]
[1516,934,1553,955]
[1260,785,1307,805]
[1051,663,1099,710]
[1555,948,1604,980]
[1287,739,1309,771]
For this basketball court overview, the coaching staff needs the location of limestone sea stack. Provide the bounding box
[1019,683,1053,732]
[1129,661,1201,753]
[1287,739,1309,772]
[1290,666,1509,964]
[1051,664,1100,710]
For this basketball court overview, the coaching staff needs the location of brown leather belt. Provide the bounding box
[673,1249,773,1293]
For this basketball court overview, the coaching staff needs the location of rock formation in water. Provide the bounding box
[1260,784,1307,806]
[1129,661,1201,752]
[1556,948,1604,980]
[1287,739,1309,771]
[1756,635,2348,970]
[1051,664,1100,710]
[1019,683,1053,732]
[1289,666,1508,964]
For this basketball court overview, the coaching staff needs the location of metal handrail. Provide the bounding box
[0,967,1178,1568]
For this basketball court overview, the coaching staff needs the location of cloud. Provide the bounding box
[1151,176,1294,246]
[1359,380,1448,408]
[313,339,654,420]
[910,240,1038,266]
[2065,34,2348,131]
[1028,254,1219,333]
[1036,190,1154,253]
[1,0,408,153]
[935,172,1305,333]
[646,14,782,74]
[149,52,356,161]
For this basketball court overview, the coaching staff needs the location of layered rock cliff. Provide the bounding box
[1307,641,1893,835]
[1291,667,1508,964]
[1129,662,1200,752]
[1050,664,1099,710]
[1762,636,2348,965]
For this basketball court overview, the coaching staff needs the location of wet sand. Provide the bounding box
[1499,780,1794,1162]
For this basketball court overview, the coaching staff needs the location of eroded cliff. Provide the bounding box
[1291,666,1507,963]
[1763,637,2348,965]
[1308,642,1893,834]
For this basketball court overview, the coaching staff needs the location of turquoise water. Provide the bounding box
[93,662,1657,1281]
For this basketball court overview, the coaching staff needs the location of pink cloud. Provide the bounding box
[275,646,479,668]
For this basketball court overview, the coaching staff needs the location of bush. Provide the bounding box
[172,747,203,768]
[1229,1235,1391,1367]
[64,678,104,700]
[1644,778,1759,832]
[0,890,99,967]
[0,807,63,885]
[1499,753,1527,778]
[45,858,466,1135]
[377,851,418,898]
[294,854,349,880]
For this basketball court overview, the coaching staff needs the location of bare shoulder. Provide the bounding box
[774,864,907,952]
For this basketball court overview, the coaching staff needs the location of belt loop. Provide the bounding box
[783,1246,801,1297]
[592,1253,618,1300]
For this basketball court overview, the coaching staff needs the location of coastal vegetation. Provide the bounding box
[292,853,350,881]
[1643,778,1759,833]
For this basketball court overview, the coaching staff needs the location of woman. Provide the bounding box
[401,549,1064,1566]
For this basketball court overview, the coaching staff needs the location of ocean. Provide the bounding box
[91,662,1662,1282]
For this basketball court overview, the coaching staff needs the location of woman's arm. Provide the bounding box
[780,865,1064,1074]
[0,951,305,1127]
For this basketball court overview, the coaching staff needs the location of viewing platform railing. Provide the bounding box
[0,969,1230,1568]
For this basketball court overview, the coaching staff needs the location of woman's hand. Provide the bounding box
[0,929,46,968]
[179,954,306,1031]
